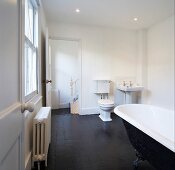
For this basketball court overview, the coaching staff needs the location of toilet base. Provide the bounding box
[99,110,112,122]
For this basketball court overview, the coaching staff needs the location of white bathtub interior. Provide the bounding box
[114,104,175,152]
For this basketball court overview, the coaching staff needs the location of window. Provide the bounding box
[24,0,38,100]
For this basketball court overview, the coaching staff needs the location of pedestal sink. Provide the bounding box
[117,85,144,92]
[117,85,144,104]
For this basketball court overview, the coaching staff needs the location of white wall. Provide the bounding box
[136,30,148,104]
[50,39,79,109]
[145,16,174,110]
[49,23,138,114]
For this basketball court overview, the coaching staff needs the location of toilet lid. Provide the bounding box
[98,99,114,107]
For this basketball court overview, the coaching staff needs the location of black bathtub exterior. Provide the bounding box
[122,119,175,170]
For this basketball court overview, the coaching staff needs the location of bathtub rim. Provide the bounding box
[114,104,175,153]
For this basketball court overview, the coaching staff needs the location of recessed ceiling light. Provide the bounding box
[75,8,80,13]
[133,18,138,21]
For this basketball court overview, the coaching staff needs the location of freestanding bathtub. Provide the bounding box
[114,104,175,170]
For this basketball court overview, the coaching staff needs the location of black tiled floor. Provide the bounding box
[34,109,155,170]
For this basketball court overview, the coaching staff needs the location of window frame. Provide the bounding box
[24,0,39,102]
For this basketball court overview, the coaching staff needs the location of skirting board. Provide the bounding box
[80,107,99,115]
[25,152,31,170]
[59,103,70,109]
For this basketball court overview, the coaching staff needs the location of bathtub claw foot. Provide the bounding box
[133,151,145,169]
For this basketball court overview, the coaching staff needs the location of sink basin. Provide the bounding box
[117,85,144,92]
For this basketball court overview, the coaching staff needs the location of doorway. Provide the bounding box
[49,38,82,114]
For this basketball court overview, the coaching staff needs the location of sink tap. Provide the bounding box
[129,81,132,87]
[123,81,126,86]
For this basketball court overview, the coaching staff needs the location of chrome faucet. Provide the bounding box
[123,81,126,86]
[129,81,132,87]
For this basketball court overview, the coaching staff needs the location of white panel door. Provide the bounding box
[0,1,24,170]
[46,29,52,107]
[0,104,23,170]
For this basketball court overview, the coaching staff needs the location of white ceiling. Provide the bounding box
[42,0,174,29]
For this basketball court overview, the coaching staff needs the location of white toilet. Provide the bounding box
[98,99,114,121]
[94,79,114,121]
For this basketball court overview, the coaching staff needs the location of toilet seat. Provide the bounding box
[98,99,114,107]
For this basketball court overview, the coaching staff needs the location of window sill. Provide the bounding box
[25,91,38,103]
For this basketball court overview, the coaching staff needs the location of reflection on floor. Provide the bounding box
[33,108,155,170]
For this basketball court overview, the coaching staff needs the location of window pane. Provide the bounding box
[25,0,34,43]
[34,11,38,47]
[25,44,37,96]
[24,0,38,99]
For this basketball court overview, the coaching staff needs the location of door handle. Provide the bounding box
[46,80,52,84]
[21,102,34,113]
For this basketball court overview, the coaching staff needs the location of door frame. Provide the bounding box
[49,36,82,114]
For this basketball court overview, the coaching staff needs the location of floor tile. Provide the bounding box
[33,108,155,170]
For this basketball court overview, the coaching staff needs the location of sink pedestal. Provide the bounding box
[123,91,142,104]
[115,85,143,105]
